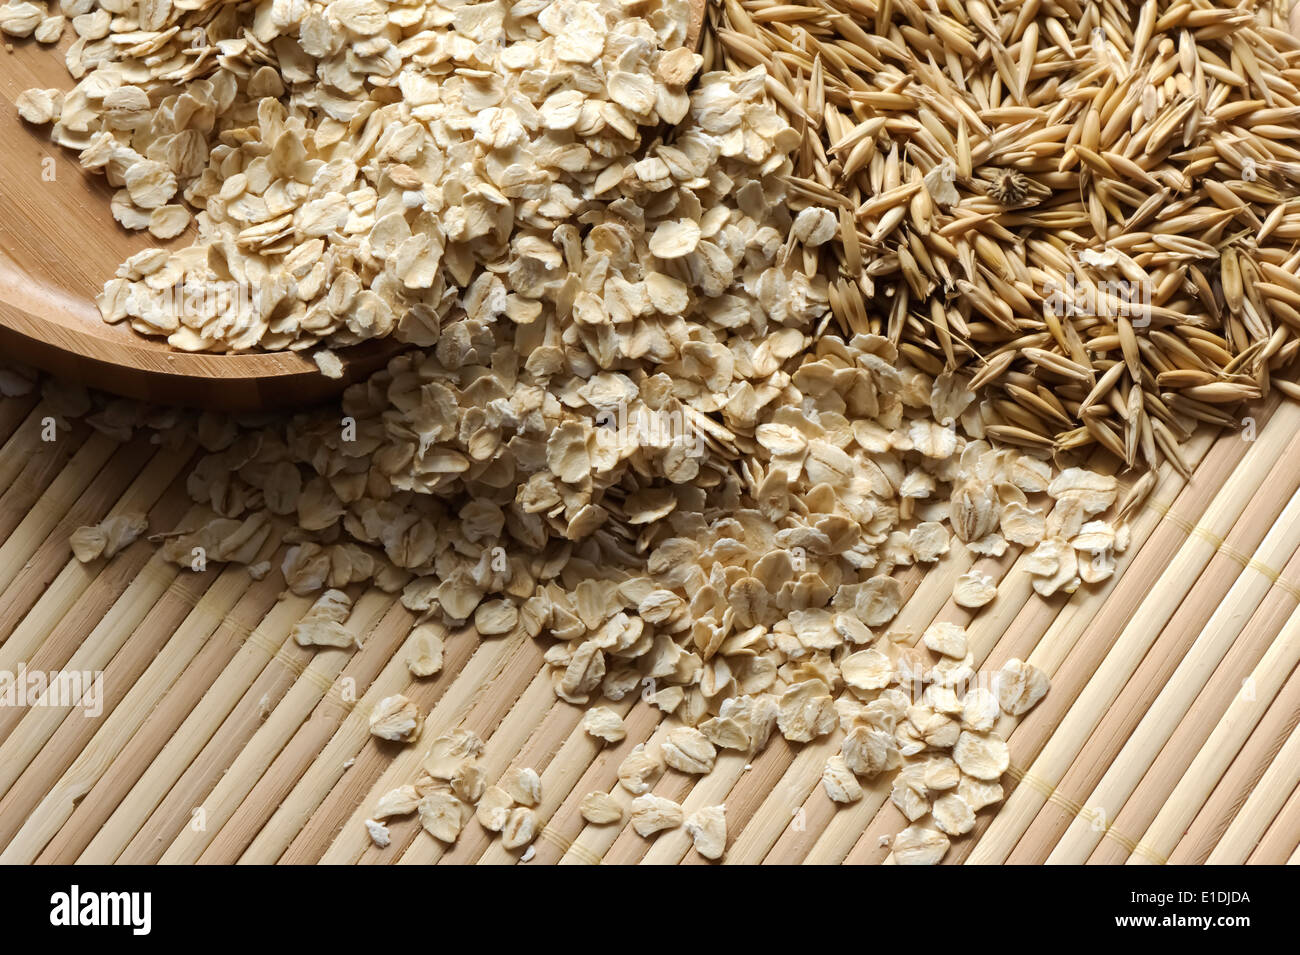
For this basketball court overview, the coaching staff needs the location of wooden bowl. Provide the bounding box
[0,0,706,411]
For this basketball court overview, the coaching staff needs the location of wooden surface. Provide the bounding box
[0,3,708,411]
[0,390,1296,864]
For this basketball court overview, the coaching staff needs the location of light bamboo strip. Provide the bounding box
[0,399,49,497]
[0,396,1291,865]
[429,674,590,864]
[683,731,804,866]
[34,565,285,863]
[756,443,1118,862]
[244,623,502,863]
[0,553,281,864]
[522,700,661,865]
[0,391,37,436]
[1205,719,1300,864]
[0,430,119,595]
[76,588,313,863]
[1134,608,1300,863]
[157,590,393,864]
[1048,487,1300,863]
[848,541,1126,865]
[719,728,838,864]
[197,599,415,863]
[348,634,546,867]
[356,634,548,864]
[968,402,1300,864]
[1088,543,1300,864]
[1246,781,1300,864]
[405,671,591,864]
[0,557,113,680]
[869,458,1193,866]
[555,719,680,864]
[317,629,530,863]
[642,749,757,864]
[236,618,456,864]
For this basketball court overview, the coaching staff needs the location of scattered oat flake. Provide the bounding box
[579,791,624,825]
[369,694,420,743]
[684,804,727,860]
[364,818,390,848]
[629,794,683,837]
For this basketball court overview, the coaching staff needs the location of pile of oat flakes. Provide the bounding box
[9,0,1143,862]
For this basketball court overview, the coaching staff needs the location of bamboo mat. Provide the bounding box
[0,390,1298,865]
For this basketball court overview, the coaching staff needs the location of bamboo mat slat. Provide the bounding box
[1246,781,1300,865]
[1,393,1298,864]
